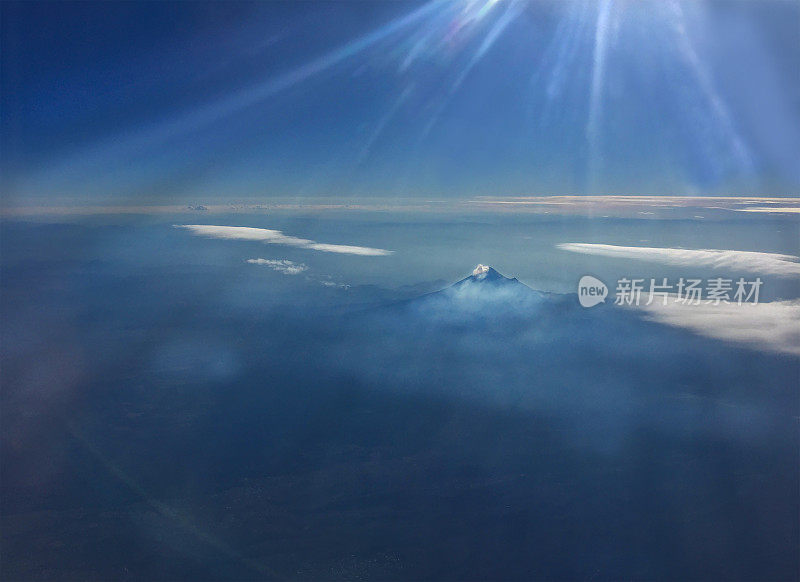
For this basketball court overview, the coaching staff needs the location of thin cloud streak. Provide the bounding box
[733,207,800,214]
[176,225,393,256]
[558,243,800,276]
[246,259,308,275]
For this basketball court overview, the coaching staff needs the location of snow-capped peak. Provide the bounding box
[472,264,491,277]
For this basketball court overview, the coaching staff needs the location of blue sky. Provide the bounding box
[2,0,799,204]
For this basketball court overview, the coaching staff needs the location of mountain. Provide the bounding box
[450,264,530,291]
[391,265,547,321]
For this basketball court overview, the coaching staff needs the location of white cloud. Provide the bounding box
[732,207,800,214]
[246,258,308,275]
[247,258,352,287]
[634,296,800,356]
[557,243,800,276]
[175,224,392,256]
[320,280,349,289]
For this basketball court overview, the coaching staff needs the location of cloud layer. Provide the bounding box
[176,225,392,256]
[733,207,800,214]
[246,258,308,275]
[635,297,800,356]
[558,243,800,276]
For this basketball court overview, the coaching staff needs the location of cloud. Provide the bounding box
[320,280,349,289]
[466,196,800,218]
[634,296,800,356]
[175,225,392,256]
[7,196,800,219]
[557,243,800,276]
[732,207,800,214]
[247,258,353,287]
[246,259,308,275]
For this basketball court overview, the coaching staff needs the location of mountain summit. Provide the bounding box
[451,265,527,290]
[472,264,493,277]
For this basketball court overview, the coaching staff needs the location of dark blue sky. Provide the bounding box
[2,0,799,204]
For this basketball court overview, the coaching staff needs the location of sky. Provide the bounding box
[2,0,799,206]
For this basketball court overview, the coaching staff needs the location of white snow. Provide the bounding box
[472,264,491,277]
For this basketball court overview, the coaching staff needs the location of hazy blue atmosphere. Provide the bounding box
[3,211,799,579]
[2,0,800,203]
[2,1,799,581]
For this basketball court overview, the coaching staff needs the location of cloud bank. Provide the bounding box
[176,225,392,256]
[246,259,308,275]
[557,243,800,276]
[635,297,800,356]
[733,207,800,214]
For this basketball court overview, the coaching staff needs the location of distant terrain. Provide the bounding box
[2,219,797,580]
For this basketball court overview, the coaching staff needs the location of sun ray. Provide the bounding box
[586,0,614,190]
[419,0,521,138]
[19,0,447,194]
[358,86,414,163]
[665,1,754,174]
